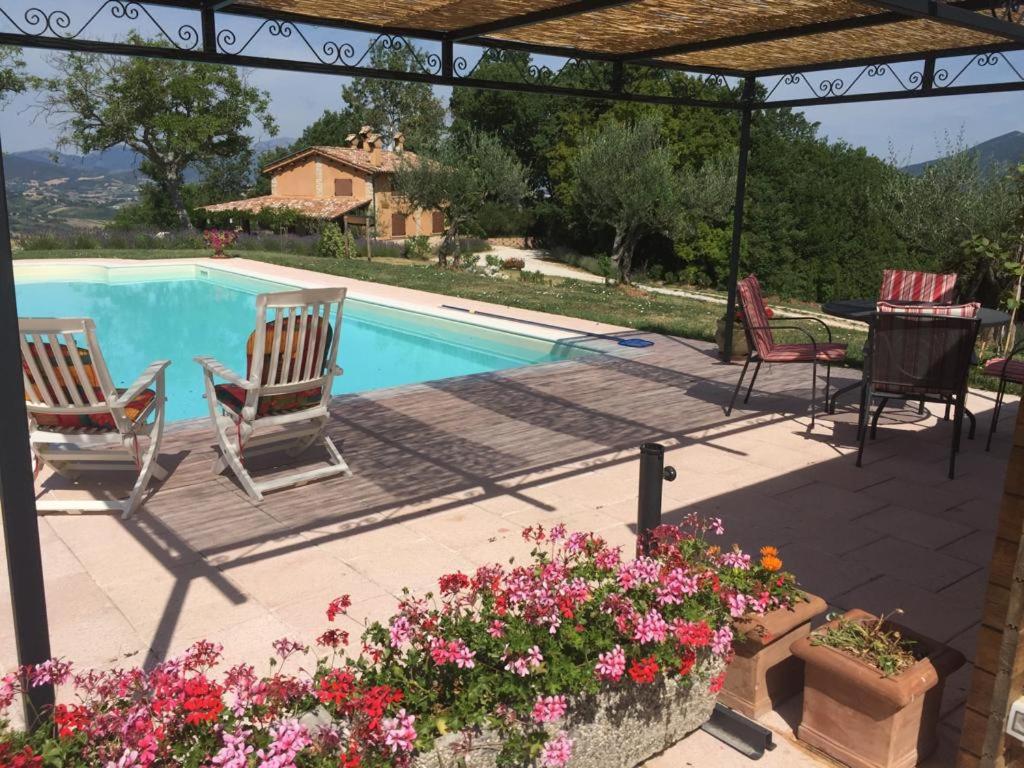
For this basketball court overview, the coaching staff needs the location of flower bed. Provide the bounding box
[0,517,801,767]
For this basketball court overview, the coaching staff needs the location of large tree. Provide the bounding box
[39,37,276,228]
[394,131,527,266]
[0,46,27,104]
[570,117,683,283]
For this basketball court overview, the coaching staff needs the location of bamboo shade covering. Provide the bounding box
[667,17,1004,70]
[231,0,1016,73]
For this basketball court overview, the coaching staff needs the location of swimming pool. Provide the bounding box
[14,264,595,421]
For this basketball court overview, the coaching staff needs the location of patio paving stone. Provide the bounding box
[938,527,1000,566]
[858,504,975,549]
[843,536,980,592]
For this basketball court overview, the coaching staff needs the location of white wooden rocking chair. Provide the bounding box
[195,287,351,502]
[19,317,170,518]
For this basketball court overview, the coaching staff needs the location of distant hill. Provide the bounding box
[902,131,1024,176]
[3,137,293,234]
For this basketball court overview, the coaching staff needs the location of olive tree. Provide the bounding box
[393,131,527,267]
[38,36,276,229]
[570,117,682,283]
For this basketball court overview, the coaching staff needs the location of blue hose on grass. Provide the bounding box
[441,305,655,348]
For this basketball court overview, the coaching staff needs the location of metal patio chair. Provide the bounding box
[981,341,1024,451]
[726,274,847,427]
[857,303,980,479]
[879,269,959,304]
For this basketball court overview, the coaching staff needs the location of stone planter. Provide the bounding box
[719,592,827,719]
[715,318,748,360]
[412,658,726,768]
[790,609,965,768]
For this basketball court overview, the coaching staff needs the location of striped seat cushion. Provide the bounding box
[215,383,324,418]
[983,358,1024,383]
[33,389,156,431]
[762,343,847,363]
[880,269,958,304]
[876,301,980,318]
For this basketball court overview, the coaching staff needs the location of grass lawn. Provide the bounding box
[16,247,872,367]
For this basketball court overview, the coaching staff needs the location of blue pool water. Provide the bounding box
[15,269,592,421]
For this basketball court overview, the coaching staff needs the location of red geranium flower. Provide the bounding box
[678,650,696,677]
[53,703,89,739]
[327,595,352,622]
[439,572,470,595]
[318,669,357,708]
[628,656,659,685]
[182,676,224,725]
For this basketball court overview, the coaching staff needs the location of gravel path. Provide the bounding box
[487,245,867,331]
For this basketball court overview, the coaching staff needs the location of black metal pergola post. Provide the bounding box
[723,76,756,361]
[0,128,52,726]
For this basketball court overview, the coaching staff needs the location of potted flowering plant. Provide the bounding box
[715,545,827,719]
[791,609,965,768]
[203,228,238,258]
[0,518,794,767]
[716,306,774,360]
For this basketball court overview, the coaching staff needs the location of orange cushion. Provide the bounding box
[22,341,101,404]
[247,318,333,384]
[33,389,156,431]
[215,383,323,418]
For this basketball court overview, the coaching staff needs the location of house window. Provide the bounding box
[432,211,444,234]
[334,178,353,197]
[391,213,407,237]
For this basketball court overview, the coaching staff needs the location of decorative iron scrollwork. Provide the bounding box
[934,51,1024,88]
[989,0,1023,23]
[453,48,610,91]
[763,63,923,102]
[0,1,199,49]
[216,23,442,75]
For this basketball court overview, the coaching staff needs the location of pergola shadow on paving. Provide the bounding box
[1,0,1023,761]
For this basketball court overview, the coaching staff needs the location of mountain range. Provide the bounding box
[3,138,292,234]
[901,130,1024,176]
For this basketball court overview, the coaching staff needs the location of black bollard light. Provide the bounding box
[636,442,676,555]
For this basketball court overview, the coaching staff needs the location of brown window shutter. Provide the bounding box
[391,213,406,237]
[432,211,444,234]
[334,178,353,197]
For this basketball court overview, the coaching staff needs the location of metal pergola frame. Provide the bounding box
[1,0,1023,727]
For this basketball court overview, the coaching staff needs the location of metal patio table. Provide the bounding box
[821,298,1011,417]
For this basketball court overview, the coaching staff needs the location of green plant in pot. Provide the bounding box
[715,306,772,360]
[791,609,965,768]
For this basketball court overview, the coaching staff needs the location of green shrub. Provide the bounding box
[316,223,347,259]
[403,235,431,261]
[485,254,504,270]
[519,269,547,284]
[457,237,491,255]
[646,263,665,282]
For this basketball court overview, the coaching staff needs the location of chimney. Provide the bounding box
[367,132,383,165]
[345,133,359,149]
[394,132,405,152]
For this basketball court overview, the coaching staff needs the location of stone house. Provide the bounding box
[203,127,443,239]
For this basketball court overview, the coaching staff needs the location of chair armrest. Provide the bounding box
[115,360,171,407]
[333,364,344,376]
[745,324,819,352]
[194,356,256,389]
[771,315,833,343]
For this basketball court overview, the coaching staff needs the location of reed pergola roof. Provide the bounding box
[219,0,1017,75]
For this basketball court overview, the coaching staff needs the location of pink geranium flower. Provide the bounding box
[595,645,626,682]
[532,694,568,723]
[540,732,575,767]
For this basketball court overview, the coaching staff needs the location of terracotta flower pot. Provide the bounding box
[719,591,827,719]
[715,317,748,360]
[790,609,965,768]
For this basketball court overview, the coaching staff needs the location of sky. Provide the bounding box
[0,2,1021,165]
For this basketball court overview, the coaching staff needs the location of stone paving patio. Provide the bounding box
[0,259,1015,766]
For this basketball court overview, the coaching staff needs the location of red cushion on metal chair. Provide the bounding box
[879,269,958,304]
[876,300,979,317]
[762,343,848,363]
[33,388,156,431]
[737,275,775,357]
[983,358,1024,384]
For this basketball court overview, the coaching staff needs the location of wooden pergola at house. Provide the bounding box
[2,0,1024,761]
